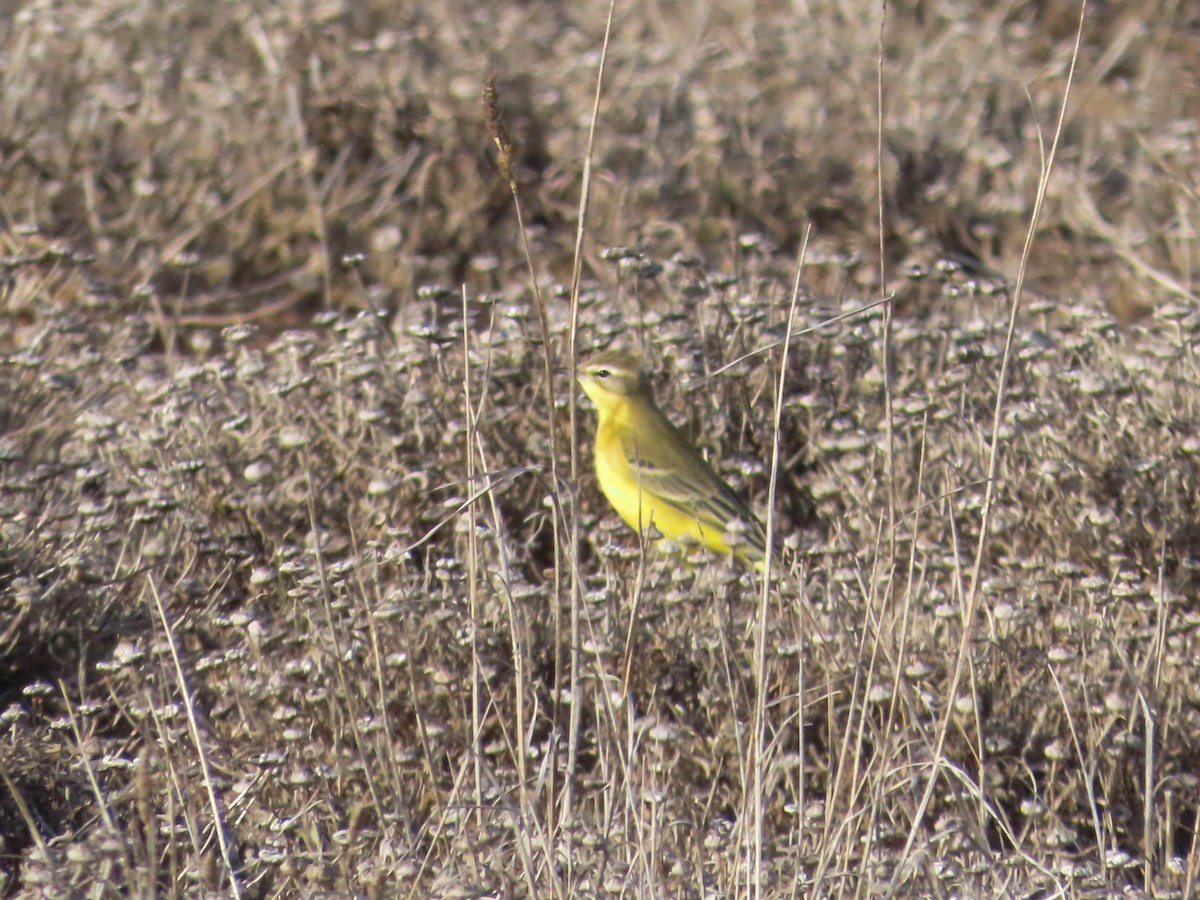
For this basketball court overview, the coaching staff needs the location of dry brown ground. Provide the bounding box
[2,0,1199,896]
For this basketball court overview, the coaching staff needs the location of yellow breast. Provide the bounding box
[592,416,731,555]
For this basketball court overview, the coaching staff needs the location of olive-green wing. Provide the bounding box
[619,415,768,559]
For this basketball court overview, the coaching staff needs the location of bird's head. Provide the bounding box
[577,350,654,414]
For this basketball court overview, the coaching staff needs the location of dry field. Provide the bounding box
[2,0,1200,896]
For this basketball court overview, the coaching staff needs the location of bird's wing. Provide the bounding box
[619,417,767,557]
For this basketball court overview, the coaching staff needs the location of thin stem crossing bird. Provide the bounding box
[577,350,769,566]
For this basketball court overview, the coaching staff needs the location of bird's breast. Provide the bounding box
[593,420,645,531]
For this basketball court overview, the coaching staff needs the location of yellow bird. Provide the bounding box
[577,350,769,566]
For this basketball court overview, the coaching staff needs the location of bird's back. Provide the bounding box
[598,395,768,562]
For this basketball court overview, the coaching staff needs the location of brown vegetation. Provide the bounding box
[1,0,1199,896]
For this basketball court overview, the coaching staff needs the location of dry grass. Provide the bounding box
[2,0,1200,896]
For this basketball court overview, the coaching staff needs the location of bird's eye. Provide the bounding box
[596,368,610,379]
